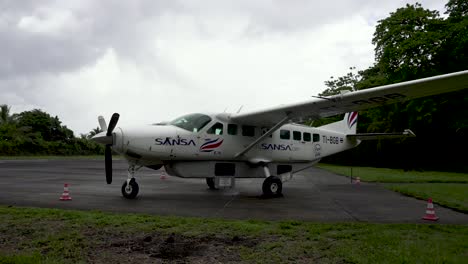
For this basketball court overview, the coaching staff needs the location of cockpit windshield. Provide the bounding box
[169,113,212,132]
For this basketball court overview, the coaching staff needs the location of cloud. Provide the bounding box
[0,0,447,134]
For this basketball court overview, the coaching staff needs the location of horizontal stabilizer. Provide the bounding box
[347,129,415,140]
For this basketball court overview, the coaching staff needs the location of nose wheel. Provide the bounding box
[122,178,139,199]
[121,164,140,199]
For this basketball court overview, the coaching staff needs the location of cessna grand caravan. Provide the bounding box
[92,70,468,199]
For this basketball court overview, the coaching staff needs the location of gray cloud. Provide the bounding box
[0,0,184,78]
[0,0,446,78]
[0,0,448,134]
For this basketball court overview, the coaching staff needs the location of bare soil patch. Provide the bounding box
[88,231,259,263]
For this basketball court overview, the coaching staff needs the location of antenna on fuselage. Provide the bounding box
[236,105,244,113]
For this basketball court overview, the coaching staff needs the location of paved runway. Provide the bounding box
[0,159,467,223]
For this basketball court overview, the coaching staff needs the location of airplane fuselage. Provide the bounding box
[105,112,359,178]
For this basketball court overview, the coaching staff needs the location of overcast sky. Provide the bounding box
[1,0,446,135]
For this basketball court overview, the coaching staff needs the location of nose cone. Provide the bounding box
[91,131,112,145]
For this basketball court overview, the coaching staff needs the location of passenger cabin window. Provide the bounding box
[303,132,311,142]
[207,122,223,135]
[293,131,301,141]
[313,133,320,142]
[228,124,238,135]
[280,130,290,140]
[242,125,255,137]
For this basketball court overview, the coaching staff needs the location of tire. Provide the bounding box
[206,177,216,190]
[121,179,139,199]
[262,176,282,196]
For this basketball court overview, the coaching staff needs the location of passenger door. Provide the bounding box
[198,122,225,157]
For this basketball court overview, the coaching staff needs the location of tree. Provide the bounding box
[320,67,361,96]
[0,104,13,125]
[437,0,468,73]
[319,1,468,171]
[445,0,468,19]
[373,3,444,81]
[87,127,102,139]
[16,109,74,142]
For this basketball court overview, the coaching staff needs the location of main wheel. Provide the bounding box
[206,177,216,190]
[262,176,282,196]
[121,179,139,199]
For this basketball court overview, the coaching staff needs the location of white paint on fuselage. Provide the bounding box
[112,113,359,168]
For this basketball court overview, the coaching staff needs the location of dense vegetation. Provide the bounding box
[318,1,468,172]
[0,1,467,171]
[0,106,104,156]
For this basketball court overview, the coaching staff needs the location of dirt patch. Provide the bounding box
[85,231,259,263]
[0,219,261,263]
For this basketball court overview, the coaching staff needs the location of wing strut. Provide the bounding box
[234,115,290,159]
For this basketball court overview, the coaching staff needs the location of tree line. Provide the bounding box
[0,105,104,156]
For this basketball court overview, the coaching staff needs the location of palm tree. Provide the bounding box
[0,104,12,124]
[87,127,103,139]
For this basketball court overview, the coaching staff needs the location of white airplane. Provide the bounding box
[92,70,468,199]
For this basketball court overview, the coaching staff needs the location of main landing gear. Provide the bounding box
[261,165,283,197]
[262,176,282,196]
[122,164,140,199]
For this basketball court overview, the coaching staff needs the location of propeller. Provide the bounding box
[91,113,120,184]
[92,113,118,184]
[105,113,120,184]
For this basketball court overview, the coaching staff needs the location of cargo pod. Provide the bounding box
[214,162,236,189]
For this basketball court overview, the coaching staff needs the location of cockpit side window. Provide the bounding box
[169,113,212,132]
[207,122,224,135]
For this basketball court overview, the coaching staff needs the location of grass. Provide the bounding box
[387,183,468,212]
[316,164,468,183]
[318,163,468,213]
[0,206,467,263]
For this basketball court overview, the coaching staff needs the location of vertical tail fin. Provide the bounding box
[345,112,358,134]
[318,112,358,134]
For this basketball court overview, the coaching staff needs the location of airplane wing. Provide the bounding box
[230,70,468,126]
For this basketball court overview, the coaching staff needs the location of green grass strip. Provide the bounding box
[317,164,468,183]
[0,206,467,264]
[386,183,468,213]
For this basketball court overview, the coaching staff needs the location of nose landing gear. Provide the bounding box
[121,164,141,199]
[122,178,139,199]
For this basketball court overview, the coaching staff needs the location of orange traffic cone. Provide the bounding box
[422,198,439,221]
[160,171,167,180]
[354,177,361,185]
[59,183,72,201]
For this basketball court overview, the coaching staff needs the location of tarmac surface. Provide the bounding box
[0,159,467,223]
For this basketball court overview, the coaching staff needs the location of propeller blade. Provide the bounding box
[98,116,108,132]
[106,113,120,136]
[105,146,112,184]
